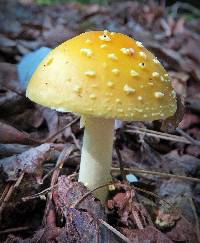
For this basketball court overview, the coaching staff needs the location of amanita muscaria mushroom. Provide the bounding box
[26,30,177,202]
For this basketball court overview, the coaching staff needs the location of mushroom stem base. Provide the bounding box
[78,116,114,202]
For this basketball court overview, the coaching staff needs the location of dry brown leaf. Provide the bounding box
[155,209,180,229]
[173,17,185,34]
[0,62,17,87]
[166,218,198,243]
[121,226,173,243]
[107,189,152,229]
[161,95,184,132]
[169,71,189,97]
[53,176,105,219]
[52,176,126,243]
[179,113,200,129]
[0,121,33,145]
[0,143,54,181]
[186,96,200,113]
[163,150,200,175]
[180,38,200,64]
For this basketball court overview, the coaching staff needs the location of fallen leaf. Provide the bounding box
[166,218,198,243]
[169,71,189,97]
[160,95,184,132]
[179,113,200,129]
[0,121,33,145]
[155,209,180,229]
[0,143,54,181]
[180,38,200,64]
[107,189,152,229]
[121,226,173,243]
[163,150,200,175]
[52,176,127,243]
[186,96,200,113]
[53,176,105,219]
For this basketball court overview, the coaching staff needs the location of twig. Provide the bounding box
[41,167,58,184]
[126,128,188,143]
[41,117,80,143]
[73,182,113,208]
[170,2,200,18]
[42,146,74,225]
[176,127,200,146]
[112,167,200,183]
[130,183,173,209]
[99,219,132,243]
[42,147,78,184]
[95,220,100,243]
[0,226,30,235]
[127,125,183,138]
[67,172,79,180]
[71,132,81,150]
[2,85,24,97]
[189,197,200,242]
[0,184,10,204]
[69,166,200,183]
[0,172,25,221]
[125,126,199,145]
[1,115,79,146]
[50,146,74,185]
[115,145,126,181]
[22,184,58,202]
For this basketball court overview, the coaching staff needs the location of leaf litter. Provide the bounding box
[0,0,200,242]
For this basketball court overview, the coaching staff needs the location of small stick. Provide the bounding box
[42,117,80,143]
[125,126,196,144]
[22,184,58,202]
[67,172,79,180]
[112,167,200,183]
[189,197,200,242]
[73,182,113,208]
[0,184,10,204]
[2,85,24,97]
[126,129,189,144]
[176,127,200,146]
[69,167,200,183]
[95,220,100,243]
[99,219,132,243]
[127,126,184,138]
[115,145,126,181]
[0,172,25,221]
[0,226,30,235]
[71,132,81,150]
[42,146,74,225]
[41,167,58,184]
[41,147,76,183]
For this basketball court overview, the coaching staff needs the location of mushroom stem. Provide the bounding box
[78,116,114,202]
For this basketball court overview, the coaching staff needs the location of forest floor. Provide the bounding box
[0,1,200,242]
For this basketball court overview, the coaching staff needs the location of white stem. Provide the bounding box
[78,116,114,202]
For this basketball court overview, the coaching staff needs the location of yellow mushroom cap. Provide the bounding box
[26,31,177,121]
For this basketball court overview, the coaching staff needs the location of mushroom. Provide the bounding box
[26,30,177,202]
